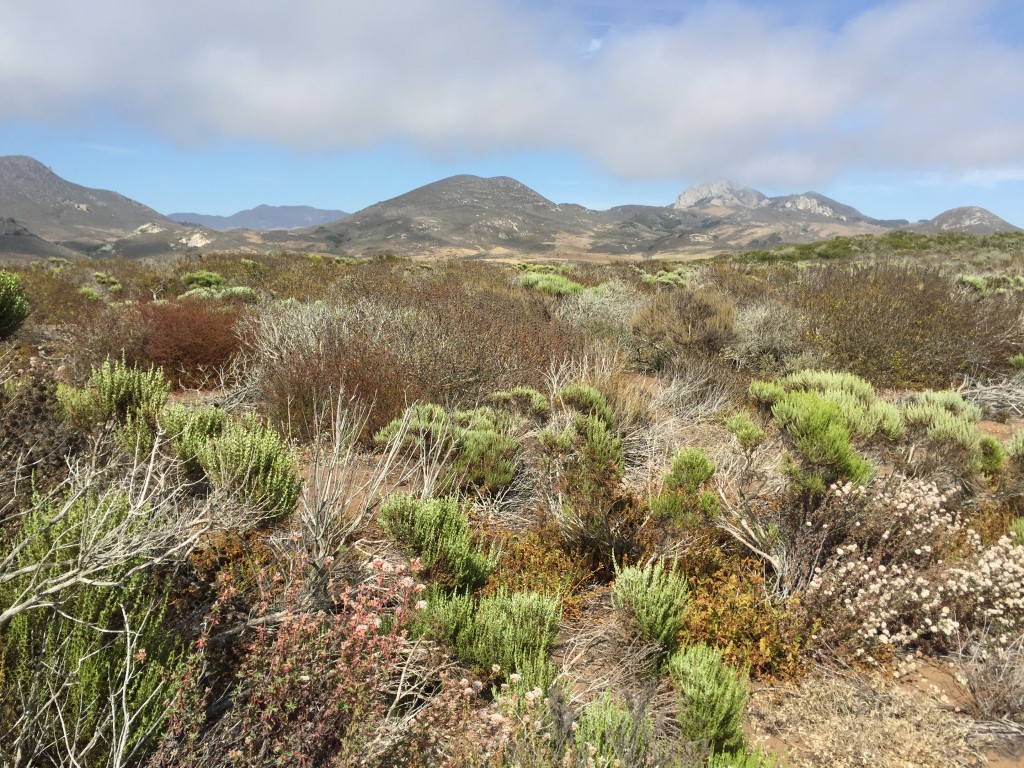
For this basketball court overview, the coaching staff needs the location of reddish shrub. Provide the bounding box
[136,300,242,387]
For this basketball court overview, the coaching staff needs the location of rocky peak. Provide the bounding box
[673,181,767,210]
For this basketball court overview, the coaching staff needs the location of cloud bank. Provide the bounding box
[2,0,1022,186]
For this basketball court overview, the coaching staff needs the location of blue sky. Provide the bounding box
[2,0,1023,224]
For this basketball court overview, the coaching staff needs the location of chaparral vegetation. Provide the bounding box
[2,232,1024,767]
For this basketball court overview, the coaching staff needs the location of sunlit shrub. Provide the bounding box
[574,692,654,767]
[61,356,169,426]
[0,269,29,339]
[197,415,301,522]
[668,643,749,755]
[613,559,689,655]
[379,493,495,589]
[423,588,560,687]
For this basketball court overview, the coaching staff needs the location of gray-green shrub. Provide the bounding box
[0,269,29,339]
[612,560,689,655]
[668,643,749,755]
[379,493,495,589]
[197,415,301,521]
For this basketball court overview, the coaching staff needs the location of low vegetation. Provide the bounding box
[2,240,1023,766]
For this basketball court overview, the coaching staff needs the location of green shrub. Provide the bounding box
[771,390,873,492]
[160,403,228,474]
[0,494,184,765]
[197,416,301,521]
[490,386,551,418]
[180,270,226,289]
[1011,517,1024,546]
[668,643,749,755]
[379,494,495,589]
[375,404,520,493]
[612,560,689,655]
[748,380,785,406]
[650,448,720,524]
[559,383,615,428]
[518,271,585,296]
[574,692,654,766]
[902,390,997,474]
[1007,431,1024,461]
[62,357,170,426]
[0,269,30,339]
[423,588,560,687]
[1010,353,1024,371]
[707,747,779,768]
[726,412,766,449]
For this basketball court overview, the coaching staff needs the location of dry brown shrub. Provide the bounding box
[630,287,738,371]
[747,671,977,767]
[794,261,1024,388]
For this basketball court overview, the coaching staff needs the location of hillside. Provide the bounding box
[0,155,179,249]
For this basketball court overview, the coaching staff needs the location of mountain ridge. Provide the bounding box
[0,156,1018,260]
[168,204,349,231]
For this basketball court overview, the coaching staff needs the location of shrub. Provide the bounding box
[650,447,720,524]
[558,382,616,428]
[795,262,1024,387]
[0,269,30,339]
[517,271,585,296]
[379,494,495,590]
[136,300,242,386]
[63,357,170,426]
[725,412,766,449]
[180,269,226,289]
[1012,517,1024,546]
[482,530,594,621]
[490,385,551,419]
[668,643,749,755]
[630,287,737,371]
[902,390,997,476]
[770,389,873,493]
[574,692,654,767]
[375,404,520,493]
[423,588,560,687]
[160,402,227,475]
[612,560,689,655]
[150,560,425,766]
[680,563,808,679]
[0,493,185,766]
[197,416,302,522]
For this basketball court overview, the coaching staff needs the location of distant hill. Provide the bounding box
[0,155,178,249]
[168,204,349,231]
[0,217,80,261]
[308,175,604,254]
[905,206,1021,234]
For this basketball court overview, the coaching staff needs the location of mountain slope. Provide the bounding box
[0,156,178,248]
[168,204,349,231]
[0,217,81,261]
[310,175,603,254]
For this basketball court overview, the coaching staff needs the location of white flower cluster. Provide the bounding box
[805,478,1024,655]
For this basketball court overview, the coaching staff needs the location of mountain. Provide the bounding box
[906,206,1021,234]
[309,175,605,255]
[0,155,178,250]
[168,204,349,231]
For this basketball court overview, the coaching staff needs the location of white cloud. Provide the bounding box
[1,0,1023,187]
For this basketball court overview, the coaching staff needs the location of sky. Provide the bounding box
[2,0,1024,224]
